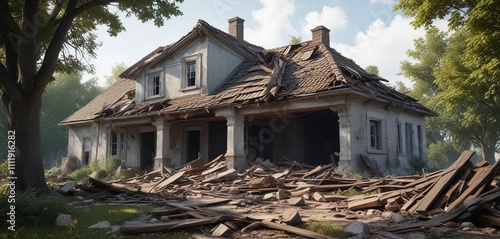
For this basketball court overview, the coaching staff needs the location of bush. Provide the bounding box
[69,157,120,181]
[0,189,73,227]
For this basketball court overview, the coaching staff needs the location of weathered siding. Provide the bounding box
[206,38,244,94]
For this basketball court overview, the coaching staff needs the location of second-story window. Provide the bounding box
[186,61,196,87]
[145,72,163,99]
[181,54,201,91]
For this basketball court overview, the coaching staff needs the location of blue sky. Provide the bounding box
[86,0,446,87]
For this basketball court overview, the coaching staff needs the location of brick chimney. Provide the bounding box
[228,17,244,41]
[311,25,330,47]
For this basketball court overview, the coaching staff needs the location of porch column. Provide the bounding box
[331,106,353,174]
[152,119,171,170]
[223,112,247,172]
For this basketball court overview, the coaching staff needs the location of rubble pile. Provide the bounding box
[63,150,500,238]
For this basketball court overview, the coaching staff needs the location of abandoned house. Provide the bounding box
[60,17,436,176]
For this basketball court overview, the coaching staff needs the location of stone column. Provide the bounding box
[223,111,247,172]
[331,106,352,174]
[152,119,171,170]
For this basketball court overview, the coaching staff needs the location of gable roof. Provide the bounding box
[120,19,263,79]
[61,20,436,125]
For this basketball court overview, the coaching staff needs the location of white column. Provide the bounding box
[152,119,171,170]
[217,108,247,172]
[331,106,353,174]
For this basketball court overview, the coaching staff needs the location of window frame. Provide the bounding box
[181,54,202,91]
[145,71,164,100]
[369,120,382,150]
[110,131,118,157]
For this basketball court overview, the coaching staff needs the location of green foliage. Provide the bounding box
[409,157,427,173]
[427,141,461,169]
[105,62,128,87]
[334,187,362,196]
[0,190,73,227]
[69,156,120,181]
[364,65,379,76]
[289,36,302,45]
[1,204,194,239]
[41,73,103,168]
[304,221,347,239]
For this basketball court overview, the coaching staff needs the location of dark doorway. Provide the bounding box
[303,111,340,166]
[247,124,274,161]
[186,130,201,162]
[208,121,227,160]
[140,132,155,171]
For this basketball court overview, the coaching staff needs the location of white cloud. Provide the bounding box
[245,0,297,48]
[333,15,427,86]
[369,0,396,5]
[301,6,347,38]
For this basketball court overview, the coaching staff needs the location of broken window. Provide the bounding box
[369,120,382,150]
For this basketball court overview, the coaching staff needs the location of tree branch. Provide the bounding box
[0,62,21,102]
[34,0,79,93]
[18,0,40,92]
[35,0,117,93]
[0,0,20,80]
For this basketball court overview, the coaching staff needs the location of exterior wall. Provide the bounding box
[206,38,244,94]
[135,36,245,104]
[169,122,209,167]
[66,123,108,166]
[347,99,427,176]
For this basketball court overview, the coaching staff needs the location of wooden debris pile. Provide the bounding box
[119,198,335,239]
[69,150,500,236]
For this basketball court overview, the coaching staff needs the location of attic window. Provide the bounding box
[145,72,163,99]
[181,54,202,91]
[186,61,196,87]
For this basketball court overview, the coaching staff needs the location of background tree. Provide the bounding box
[104,62,127,87]
[289,36,302,45]
[41,73,102,168]
[0,0,183,191]
[364,65,379,76]
[396,0,500,163]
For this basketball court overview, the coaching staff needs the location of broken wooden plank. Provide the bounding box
[212,223,232,237]
[151,171,185,192]
[360,155,383,177]
[202,169,237,183]
[414,150,475,214]
[259,220,338,239]
[348,195,383,210]
[446,159,500,211]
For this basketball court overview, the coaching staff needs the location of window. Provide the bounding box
[145,72,162,99]
[405,123,414,157]
[181,54,201,90]
[110,131,118,156]
[397,123,403,154]
[186,62,196,87]
[369,120,382,150]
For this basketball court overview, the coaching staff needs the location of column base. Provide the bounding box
[154,157,171,171]
[337,159,352,174]
[226,155,247,172]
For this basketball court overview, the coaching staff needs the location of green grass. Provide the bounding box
[304,221,347,239]
[1,204,192,239]
[333,187,363,196]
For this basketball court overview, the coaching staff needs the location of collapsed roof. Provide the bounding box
[61,20,435,125]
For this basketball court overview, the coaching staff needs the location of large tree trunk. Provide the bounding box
[481,144,496,165]
[8,93,48,191]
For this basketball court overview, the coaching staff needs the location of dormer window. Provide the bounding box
[186,61,196,87]
[181,54,201,91]
[145,71,163,99]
